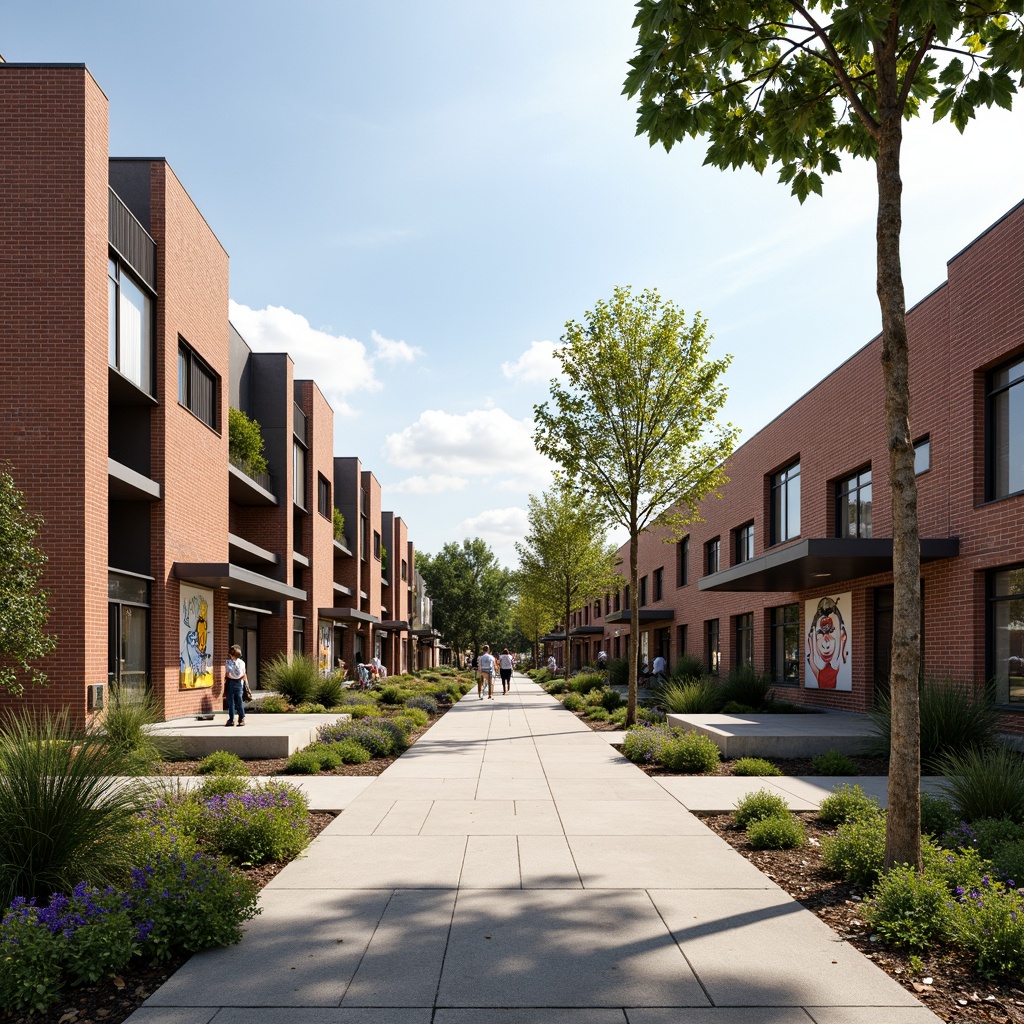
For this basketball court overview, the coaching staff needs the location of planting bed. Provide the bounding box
[702,811,1024,1023]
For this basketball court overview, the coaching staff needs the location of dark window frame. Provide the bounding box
[177,339,218,431]
[987,357,1024,501]
[317,474,331,520]
[734,612,754,669]
[676,536,689,587]
[706,537,720,576]
[734,522,754,564]
[770,603,800,685]
[653,567,664,602]
[108,258,154,396]
[706,619,720,675]
[988,563,1024,706]
[835,467,872,539]
[639,575,648,607]
[914,435,931,476]
[769,460,801,546]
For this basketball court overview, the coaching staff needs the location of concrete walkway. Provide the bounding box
[126,677,939,1024]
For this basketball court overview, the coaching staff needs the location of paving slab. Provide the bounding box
[459,834,523,888]
[435,889,708,1008]
[474,777,553,801]
[555,799,708,836]
[420,799,562,836]
[804,1010,944,1024]
[437,1012,627,1024]
[625,1011,816,1024]
[649,888,924,1008]
[518,834,583,889]
[211,1012,434,1024]
[655,777,820,813]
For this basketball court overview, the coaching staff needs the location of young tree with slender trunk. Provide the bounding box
[534,287,737,725]
[624,0,1023,869]
[515,483,621,679]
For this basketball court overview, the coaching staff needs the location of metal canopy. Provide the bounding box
[173,562,305,602]
[317,607,380,625]
[604,609,676,624]
[697,536,961,593]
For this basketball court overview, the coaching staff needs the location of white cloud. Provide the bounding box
[501,340,563,382]
[229,301,380,415]
[389,474,468,495]
[383,408,554,488]
[372,330,423,365]
[455,506,530,567]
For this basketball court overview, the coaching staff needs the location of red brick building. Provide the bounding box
[569,198,1024,734]
[0,63,435,722]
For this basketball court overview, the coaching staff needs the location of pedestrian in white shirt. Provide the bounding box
[477,645,496,700]
[498,648,514,694]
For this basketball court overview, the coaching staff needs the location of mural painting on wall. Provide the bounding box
[805,593,852,691]
[180,585,214,689]
[318,623,332,676]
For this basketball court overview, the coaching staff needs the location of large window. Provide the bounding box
[706,619,720,675]
[107,571,149,698]
[676,536,689,587]
[836,468,872,538]
[706,537,720,576]
[653,567,664,602]
[771,604,800,685]
[770,461,801,544]
[639,575,648,607]
[177,340,217,429]
[735,523,754,564]
[990,566,1024,705]
[735,613,753,668]
[989,357,1024,499]
[317,474,331,519]
[293,443,307,509]
[109,260,153,394]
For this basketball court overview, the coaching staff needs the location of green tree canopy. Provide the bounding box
[534,286,737,723]
[511,589,557,668]
[624,0,1024,868]
[515,482,620,678]
[0,468,57,695]
[417,538,514,657]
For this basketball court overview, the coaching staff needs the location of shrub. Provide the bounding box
[732,757,782,777]
[923,842,990,895]
[349,704,376,720]
[262,653,320,706]
[748,813,805,849]
[608,657,629,687]
[314,676,344,708]
[197,750,248,776]
[941,817,1024,859]
[818,784,882,826]
[128,851,260,961]
[868,864,950,950]
[659,731,721,773]
[334,691,375,707]
[250,694,288,714]
[609,707,628,727]
[398,706,429,729]
[919,792,959,837]
[670,652,705,683]
[949,878,1024,978]
[284,749,325,774]
[865,675,999,765]
[227,406,268,474]
[319,719,398,758]
[567,672,605,695]
[545,678,567,695]
[585,706,611,722]
[598,687,622,711]
[719,664,774,711]
[734,789,791,828]
[377,684,404,705]
[810,749,859,775]
[200,781,309,864]
[993,841,1024,887]
[102,688,180,772]
[720,701,756,713]
[562,692,585,712]
[621,724,675,764]
[0,710,150,904]
[332,506,345,541]
[936,746,1024,823]
[821,814,887,886]
[333,739,371,764]
[406,695,439,716]
[659,678,721,714]
[0,898,66,1013]
[295,702,329,714]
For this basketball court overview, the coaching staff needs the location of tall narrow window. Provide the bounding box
[177,340,217,429]
[109,260,153,394]
[836,469,872,538]
[771,604,800,684]
[914,436,931,475]
[770,461,801,544]
[735,613,753,668]
[293,443,307,510]
[989,358,1024,499]
[653,567,664,601]
[735,523,754,564]
[990,565,1024,705]
[706,537,720,576]
[317,474,331,519]
[706,619,720,675]
[639,576,648,607]
[677,536,689,587]
[676,623,687,655]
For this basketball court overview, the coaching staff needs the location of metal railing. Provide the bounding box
[229,454,275,495]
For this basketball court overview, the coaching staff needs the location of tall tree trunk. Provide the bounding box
[875,37,922,872]
[564,578,572,681]
[626,518,639,727]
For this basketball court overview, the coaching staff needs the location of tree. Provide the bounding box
[624,0,1023,869]
[512,589,557,667]
[515,482,620,679]
[0,468,57,695]
[534,287,737,725]
[417,538,514,658]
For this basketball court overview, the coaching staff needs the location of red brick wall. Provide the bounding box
[0,66,110,726]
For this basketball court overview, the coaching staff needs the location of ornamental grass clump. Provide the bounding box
[658,678,721,714]
[733,789,791,828]
[102,688,181,773]
[197,750,247,776]
[719,664,774,711]
[818,784,882,826]
[262,653,320,706]
[810,749,860,775]
[936,746,1024,824]
[314,676,344,708]
[199,781,309,864]
[732,757,782,777]
[747,813,805,850]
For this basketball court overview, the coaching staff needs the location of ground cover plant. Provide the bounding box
[811,749,860,776]
[620,724,720,773]
[732,757,782,777]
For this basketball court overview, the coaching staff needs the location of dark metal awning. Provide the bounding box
[604,609,675,624]
[412,628,441,639]
[378,619,410,631]
[569,625,604,636]
[540,632,567,642]
[318,607,380,625]
[698,536,961,593]
[173,562,305,602]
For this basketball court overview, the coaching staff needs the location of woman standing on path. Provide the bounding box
[224,644,248,727]
[477,645,496,700]
[498,648,514,694]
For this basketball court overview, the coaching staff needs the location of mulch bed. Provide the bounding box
[3,812,338,1024]
[701,811,1024,1024]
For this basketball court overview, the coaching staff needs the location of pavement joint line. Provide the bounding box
[337,887,395,1008]
[644,885,715,1008]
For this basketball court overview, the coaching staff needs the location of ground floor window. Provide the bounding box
[293,615,305,656]
[229,607,260,689]
[771,604,800,685]
[990,565,1024,705]
[677,624,687,657]
[734,613,753,669]
[706,619,720,675]
[108,571,150,698]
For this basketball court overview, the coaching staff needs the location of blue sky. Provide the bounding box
[6,1,1024,564]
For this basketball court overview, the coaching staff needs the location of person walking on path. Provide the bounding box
[498,648,514,694]
[224,644,248,727]
[477,645,496,700]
